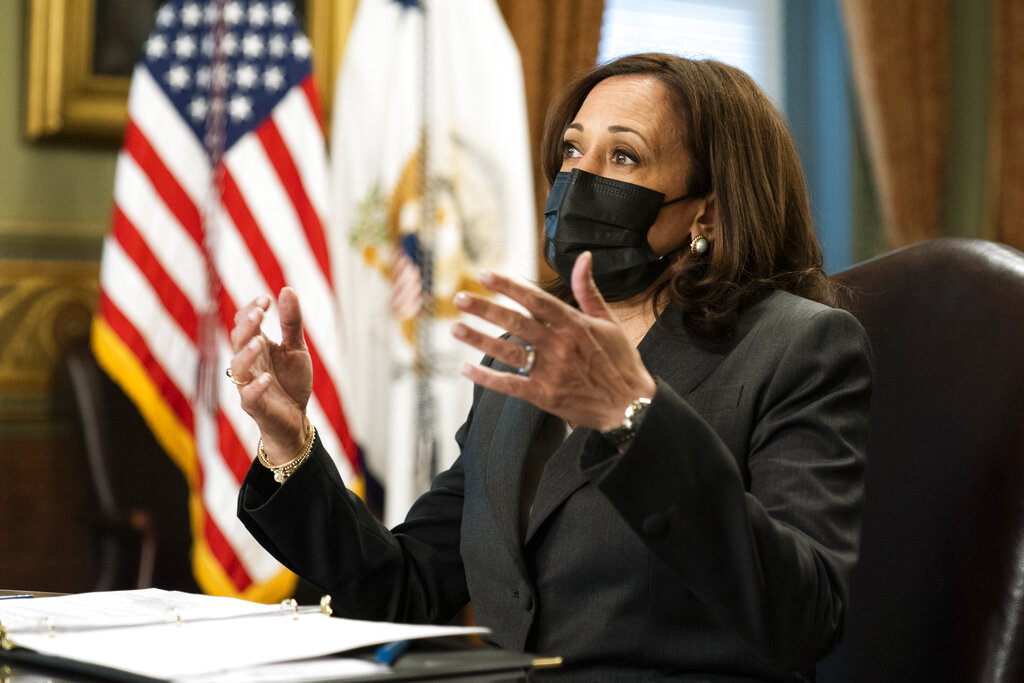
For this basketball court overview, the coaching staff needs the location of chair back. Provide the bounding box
[63,338,198,593]
[819,238,1024,682]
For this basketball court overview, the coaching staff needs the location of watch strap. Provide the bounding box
[600,396,652,447]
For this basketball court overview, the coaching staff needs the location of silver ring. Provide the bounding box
[518,345,536,376]
[226,368,251,386]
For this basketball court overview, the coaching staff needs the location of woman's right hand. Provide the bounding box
[229,286,313,464]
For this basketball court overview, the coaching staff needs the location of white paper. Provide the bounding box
[0,588,277,631]
[0,589,488,680]
[175,657,388,683]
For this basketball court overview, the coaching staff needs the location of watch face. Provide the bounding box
[602,397,652,447]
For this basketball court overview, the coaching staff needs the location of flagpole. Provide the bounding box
[414,0,439,492]
[197,0,229,414]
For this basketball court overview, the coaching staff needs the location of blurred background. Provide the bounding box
[0,0,1016,595]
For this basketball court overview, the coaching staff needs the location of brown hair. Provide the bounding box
[541,53,835,343]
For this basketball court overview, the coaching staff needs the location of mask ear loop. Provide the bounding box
[660,193,694,207]
[657,191,711,257]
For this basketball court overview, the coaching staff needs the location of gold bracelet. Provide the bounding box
[257,415,315,483]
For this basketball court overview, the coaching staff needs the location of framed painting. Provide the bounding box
[24,0,355,143]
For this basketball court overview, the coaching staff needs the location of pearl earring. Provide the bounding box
[690,233,709,255]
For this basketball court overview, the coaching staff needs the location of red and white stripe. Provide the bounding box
[98,63,358,596]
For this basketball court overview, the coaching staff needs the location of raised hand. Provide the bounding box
[228,286,313,464]
[451,252,657,432]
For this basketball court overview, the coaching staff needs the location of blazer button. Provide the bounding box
[642,513,669,537]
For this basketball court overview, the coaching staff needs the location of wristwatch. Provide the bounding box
[600,397,652,448]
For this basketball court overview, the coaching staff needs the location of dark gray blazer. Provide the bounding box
[238,290,872,682]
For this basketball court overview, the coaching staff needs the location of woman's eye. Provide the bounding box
[562,141,582,159]
[612,149,637,166]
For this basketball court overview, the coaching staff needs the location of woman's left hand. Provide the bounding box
[451,251,657,432]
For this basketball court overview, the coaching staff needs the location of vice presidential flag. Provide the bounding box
[329,0,536,526]
[92,0,358,600]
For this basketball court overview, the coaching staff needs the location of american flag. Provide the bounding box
[92,0,359,600]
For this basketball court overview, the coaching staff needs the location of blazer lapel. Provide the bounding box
[522,308,729,544]
[523,426,590,543]
[484,395,546,562]
[638,307,728,397]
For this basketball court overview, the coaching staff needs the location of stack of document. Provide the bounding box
[0,588,490,681]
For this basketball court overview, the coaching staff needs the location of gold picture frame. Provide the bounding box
[24,0,356,143]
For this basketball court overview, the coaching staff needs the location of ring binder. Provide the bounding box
[0,588,502,681]
[1,592,338,639]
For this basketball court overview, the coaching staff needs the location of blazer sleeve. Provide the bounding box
[237,418,473,625]
[579,306,872,671]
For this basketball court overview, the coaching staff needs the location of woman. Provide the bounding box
[230,53,872,681]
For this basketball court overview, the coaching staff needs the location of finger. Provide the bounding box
[277,287,306,350]
[476,270,573,324]
[451,322,534,371]
[233,295,271,325]
[230,297,270,353]
[236,372,274,420]
[571,252,614,321]
[453,291,544,341]
[459,361,533,399]
[229,336,266,384]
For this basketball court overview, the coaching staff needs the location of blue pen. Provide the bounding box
[375,639,411,665]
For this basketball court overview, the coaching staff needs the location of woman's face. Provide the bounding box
[560,74,703,256]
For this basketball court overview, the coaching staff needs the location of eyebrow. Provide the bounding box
[565,123,649,145]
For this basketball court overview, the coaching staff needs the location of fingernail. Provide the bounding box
[454,291,469,305]
[257,372,271,387]
[451,322,466,339]
[247,337,260,352]
[479,270,495,286]
[248,308,262,323]
[257,296,271,308]
[459,362,473,377]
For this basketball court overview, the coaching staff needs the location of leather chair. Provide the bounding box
[819,238,1024,682]
[63,338,199,593]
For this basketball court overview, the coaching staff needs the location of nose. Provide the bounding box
[572,153,605,177]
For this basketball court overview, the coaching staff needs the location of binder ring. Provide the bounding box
[319,595,333,617]
[37,616,56,638]
[280,598,299,620]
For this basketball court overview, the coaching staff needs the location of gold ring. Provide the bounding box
[519,345,536,376]
[226,368,251,386]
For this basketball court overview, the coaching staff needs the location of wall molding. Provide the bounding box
[0,259,99,421]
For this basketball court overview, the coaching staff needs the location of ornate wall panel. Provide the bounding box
[0,260,98,424]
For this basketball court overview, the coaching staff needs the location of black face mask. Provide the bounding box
[544,169,694,302]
